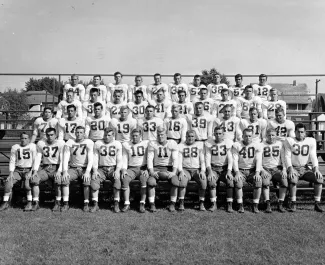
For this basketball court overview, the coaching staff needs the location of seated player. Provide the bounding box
[58,104,85,141]
[149,88,172,120]
[137,105,164,141]
[261,128,288,213]
[187,102,214,142]
[147,73,169,101]
[207,74,229,101]
[91,128,122,213]
[176,90,194,117]
[84,75,107,102]
[216,105,241,142]
[127,90,148,119]
[147,127,178,212]
[31,107,58,143]
[107,72,129,102]
[30,128,65,211]
[164,105,187,144]
[56,90,82,119]
[188,75,203,102]
[193,86,214,115]
[121,128,149,213]
[61,126,94,212]
[232,128,263,213]
[212,88,237,118]
[0,133,37,211]
[85,102,110,141]
[82,88,106,118]
[205,127,234,212]
[106,90,125,120]
[262,88,286,119]
[252,74,272,101]
[236,85,262,119]
[238,107,267,143]
[128,75,148,102]
[63,74,85,102]
[168,73,189,102]
[172,130,206,211]
[284,123,323,212]
[267,108,295,141]
[109,106,137,143]
[231,74,245,100]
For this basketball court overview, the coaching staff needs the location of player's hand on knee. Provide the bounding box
[254,172,261,182]
[113,170,121,180]
[149,169,158,179]
[55,170,62,181]
[261,169,271,179]
[6,172,14,183]
[141,170,149,179]
[199,171,206,180]
[30,172,38,181]
[314,168,322,180]
[234,172,241,182]
[226,170,233,181]
[281,169,287,179]
[121,169,127,180]
[207,172,214,182]
[62,171,70,182]
[83,171,91,182]
[178,171,184,181]
[25,171,32,180]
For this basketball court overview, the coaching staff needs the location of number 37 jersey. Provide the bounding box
[36,139,65,165]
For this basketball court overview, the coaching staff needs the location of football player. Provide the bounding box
[137,105,164,141]
[62,74,85,102]
[267,108,295,141]
[127,90,148,119]
[0,132,37,211]
[175,90,194,117]
[262,88,287,119]
[58,104,84,141]
[107,72,128,102]
[172,130,206,211]
[164,105,187,144]
[193,86,215,115]
[91,127,122,213]
[84,75,107,102]
[149,88,172,120]
[252,74,272,101]
[121,128,149,213]
[31,107,58,143]
[56,90,82,119]
[231,74,245,99]
[207,74,229,101]
[236,85,262,119]
[212,88,237,119]
[147,127,178,212]
[215,105,241,142]
[147,73,169,101]
[168,73,189,102]
[62,126,94,211]
[128,75,148,102]
[284,123,323,212]
[188,75,202,102]
[232,128,263,213]
[106,90,125,119]
[82,88,106,118]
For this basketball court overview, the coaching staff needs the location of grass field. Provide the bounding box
[0,198,325,265]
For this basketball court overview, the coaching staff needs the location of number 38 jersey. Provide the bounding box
[137,117,164,141]
[109,117,137,143]
[65,139,94,168]
[36,139,65,167]
[232,141,262,170]
[93,139,123,168]
[147,140,178,168]
[85,115,110,141]
[284,137,318,168]
[122,140,149,169]
[9,143,37,172]
[205,139,233,169]
[262,140,285,169]
[178,142,205,170]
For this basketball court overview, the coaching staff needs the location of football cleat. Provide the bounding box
[31,201,40,211]
[208,202,216,212]
[149,203,157,212]
[113,201,120,213]
[61,202,69,212]
[52,201,61,212]
[265,201,272,213]
[226,202,233,213]
[83,203,89,212]
[24,201,33,212]
[314,202,323,213]
[288,201,296,212]
[178,199,185,211]
[139,203,145,213]
[238,203,244,213]
[252,203,259,214]
[0,201,9,211]
[90,202,99,213]
[199,200,206,211]
[168,202,176,212]
[121,204,130,213]
[277,201,286,213]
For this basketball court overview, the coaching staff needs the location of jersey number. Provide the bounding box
[43,146,59,158]
[211,145,227,156]
[17,149,30,160]
[143,122,156,132]
[131,146,145,157]
[65,123,77,133]
[100,146,116,156]
[275,126,287,137]
[263,146,279,157]
[168,121,180,132]
[72,144,87,155]
[90,120,105,131]
[292,144,309,156]
[158,146,169,158]
[117,124,129,133]
[239,146,255,158]
[183,147,198,157]
[192,118,206,128]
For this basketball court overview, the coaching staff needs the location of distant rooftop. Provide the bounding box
[26,90,58,105]
[269,81,311,104]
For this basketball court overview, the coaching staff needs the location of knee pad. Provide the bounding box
[113,179,121,190]
[147,177,157,187]
[207,179,217,189]
[235,181,243,189]
[226,180,234,188]
[90,180,100,191]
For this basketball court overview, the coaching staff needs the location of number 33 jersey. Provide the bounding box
[147,140,178,168]
[232,141,262,170]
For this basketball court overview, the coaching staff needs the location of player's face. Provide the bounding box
[20,134,30,146]
[275,112,285,123]
[178,92,186,103]
[94,106,102,117]
[174,75,181,85]
[215,75,221,83]
[195,104,203,115]
[259,76,267,85]
[171,107,180,118]
[157,91,165,102]
[214,129,224,142]
[46,131,56,143]
[43,109,52,119]
[93,77,101,86]
[243,131,253,145]
[249,110,258,121]
[154,75,161,84]
[266,131,276,144]
[131,132,141,144]
[270,91,277,101]
[135,93,143,103]
[113,93,122,103]
[244,88,253,99]
[135,77,142,86]
[75,129,85,141]
[120,109,129,120]
[199,89,207,99]
[221,91,228,100]
[223,107,232,119]
[66,93,73,103]
[90,92,98,101]
[235,77,242,86]
[104,131,114,143]
[115,74,122,84]
[67,108,76,119]
[193,77,201,86]
[145,108,154,119]
[295,128,306,141]
[157,131,167,143]
[186,132,196,145]
[71,76,78,86]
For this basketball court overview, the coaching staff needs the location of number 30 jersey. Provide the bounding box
[137,117,164,141]
[262,140,285,169]
[93,139,123,168]
[64,139,94,168]
[178,141,205,170]
[147,140,178,168]
[122,140,149,169]
[9,143,37,172]
[205,139,233,169]
[232,141,262,170]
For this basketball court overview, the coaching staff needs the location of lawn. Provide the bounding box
[0,199,325,265]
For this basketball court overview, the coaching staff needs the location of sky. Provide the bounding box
[0,0,325,92]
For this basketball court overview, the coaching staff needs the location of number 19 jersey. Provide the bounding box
[109,117,137,143]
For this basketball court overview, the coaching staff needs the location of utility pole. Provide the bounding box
[315,79,321,131]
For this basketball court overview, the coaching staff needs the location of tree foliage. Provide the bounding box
[25,77,63,95]
[201,68,229,86]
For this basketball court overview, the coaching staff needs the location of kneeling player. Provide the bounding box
[172,130,206,211]
[205,127,234,212]
[261,128,288,213]
[121,128,149,213]
[147,127,178,212]
[91,128,122,213]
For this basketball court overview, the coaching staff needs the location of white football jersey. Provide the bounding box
[193,98,215,114]
[85,84,107,102]
[147,83,169,101]
[137,117,164,141]
[176,102,194,116]
[63,84,85,102]
[232,141,262,170]
[106,102,125,119]
[231,85,245,99]
[34,139,65,170]
[164,117,187,142]
[128,85,148,101]
[56,100,83,119]
[207,83,229,101]
[122,140,149,168]
[107,83,129,102]
[239,118,267,143]
[262,100,287,119]
[32,117,58,141]
[82,100,106,118]
[127,101,148,119]
[267,119,295,141]
[236,96,262,119]
[205,139,233,169]
[64,139,94,168]
[168,83,189,102]
[188,83,203,102]
[187,114,214,141]
[252,84,272,101]
[149,99,172,120]
[147,140,178,168]
[85,115,110,141]
[93,140,122,168]
[262,140,285,169]
[58,117,85,141]
[216,116,241,142]
[178,141,205,170]
[212,99,237,118]
[109,117,137,143]
[9,143,37,171]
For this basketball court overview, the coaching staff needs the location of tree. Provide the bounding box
[201,68,229,86]
[25,77,63,95]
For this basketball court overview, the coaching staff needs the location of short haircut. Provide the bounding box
[214,126,224,134]
[134,90,143,96]
[104,127,115,134]
[177,89,186,95]
[94,102,103,109]
[235,74,243,79]
[154,73,161,78]
[67,104,76,111]
[20,132,30,138]
[157,126,166,134]
[270,88,277,93]
[221,88,229,94]
[135,75,142,80]
[266,128,276,135]
[259,74,267,79]
[146,105,155,112]
[223,104,233,112]
[174,73,181,78]
[71,74,78,79]
[157,88,165,94]
[200,86,208,92]
[93,75,101,80]
[186,129,197,138]
[194,102,204,107]
[131,127,143,136]
[75,126,85,132]
[275,107,285,114]
[249,107,258,113]
[295,123,306,131]
[90,88,99,94]
[243,128,253,135]
[194,74,201,79]
[244,85,253,91]
[43,107,53,113]
[66,90,74,95]
[113,90,122,96]
[45,127,56,135]
[114,71,123,77]
[120,105,129,112]
[171,104,180,110]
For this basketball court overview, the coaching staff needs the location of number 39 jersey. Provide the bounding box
[122,140,149,169]
[178,141,205,170]
[232,141,262,170]
[9,143,37,172]
[205,139,233,169]
[36,139,65,166]
[262,140,285,169]
[109,117,137,143]
[187,114,214,141]
[284,137,318,168]
[65,139,94,168]
[137,117,164,141]
[147,140,178,168]
[93,139,123,168]
[85,115,110,141]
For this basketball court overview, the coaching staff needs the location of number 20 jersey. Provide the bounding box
[93,139,122,167]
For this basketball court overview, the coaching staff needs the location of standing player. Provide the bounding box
[164,105,187,144]
[137,105,164,141]
[217,105,241,142]
[193,86,215,115]
[31,107,58,143]
[261,128,288,213]
[106,90,125,119]
[147,127,178,212]
[109,106,137,143]
[56,90,82,119]
[85,102,110,141]
[30,128,65,211]
[127,90,148,119]
[212,89,237,118]
[0,132,37,211]
[91,128,122,213]
[176,90,194,117]
[147,73,169,101]
[231,74,246,99]
[168,73,189,102]
[207,74,229,101]
[62,126,94,211]
[267,108,295,141]
[236,85,262,119]
[284,123,323,212]
[149,89,172,120]
[262,88,286,119]
[107,72,129,102]
[205,127,234,212]
[121,128,149,213]
[128,75,148,102]
[252,74,272,101]
[232,128,263,213]
[58,105,84,141]
[172,130,206,211]
[84,75,107,102]
[63,74,85,102]
[188,75,203,102]
[82,88,106,118]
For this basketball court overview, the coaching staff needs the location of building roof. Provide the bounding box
[268,82,311,104]
[26,90,58,105]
